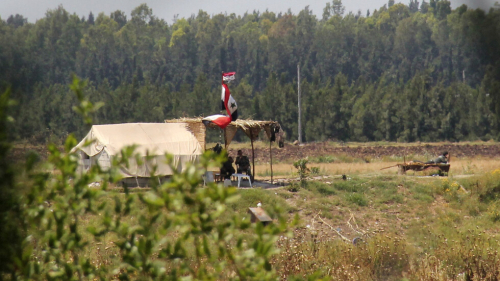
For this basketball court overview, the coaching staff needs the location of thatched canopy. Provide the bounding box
[165,117,279,149]
[165,117,281,184]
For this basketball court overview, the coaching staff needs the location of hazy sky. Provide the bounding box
[0,0,496,23]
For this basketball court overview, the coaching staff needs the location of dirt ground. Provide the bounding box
[10,141,500,165]
[227,142,500,163]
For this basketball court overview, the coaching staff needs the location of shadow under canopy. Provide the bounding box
[165,118,281,183]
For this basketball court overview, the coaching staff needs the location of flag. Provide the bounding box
[222,72,236,83]
[221,83,238,121]
[202,114,232,129]
[202,72,238,129]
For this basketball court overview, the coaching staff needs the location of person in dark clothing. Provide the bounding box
[425,151,449,164]
[220,156,235,179]
[235,150,251,176]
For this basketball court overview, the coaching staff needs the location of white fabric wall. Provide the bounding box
[72,123,203,178]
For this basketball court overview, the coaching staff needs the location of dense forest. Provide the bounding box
[1,0,500,143]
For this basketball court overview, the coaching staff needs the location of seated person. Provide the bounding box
[220,156,235,179]
[235,150,251,176]
[425,151,449,164]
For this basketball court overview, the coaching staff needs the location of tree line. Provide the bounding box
[1,0,500,143]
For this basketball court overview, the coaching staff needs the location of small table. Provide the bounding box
[214,173,223,182]
[231,173,252,188]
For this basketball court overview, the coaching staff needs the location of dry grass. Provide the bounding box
[16,140,500,280]
[209,140,500,150]
[254,158,500,180]
[35,158,500,280]
[268,170,500,280]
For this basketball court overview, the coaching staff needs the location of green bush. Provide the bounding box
[333,180,367,193]
[286,183,300,192]
[227,188,294,216]
[301,181,336,196]
[346,193,368,206]
[0,89,23,277]
[310,167,320,175]
[313,155,335,163]
[293,158,310,187]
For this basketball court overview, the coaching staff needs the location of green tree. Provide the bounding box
[332,0,346,16]
[0,90,22,277]
[110,10,127,28]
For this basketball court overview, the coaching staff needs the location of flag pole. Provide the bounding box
[250,130,255,182]
[297,64,302,144]
[221,71,225,148]
[270,136,273,184]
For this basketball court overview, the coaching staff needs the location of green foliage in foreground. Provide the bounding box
[0,89,23,276]
[0,79,296,280]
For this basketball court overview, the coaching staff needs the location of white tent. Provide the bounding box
[72,123,203,178]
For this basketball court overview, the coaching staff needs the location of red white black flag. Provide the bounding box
[221,83,238,122]
[202,114,232,129]
[222,72,236,83]
[202,72,238,129]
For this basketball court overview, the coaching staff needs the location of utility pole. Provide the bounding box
[297,64,302,144]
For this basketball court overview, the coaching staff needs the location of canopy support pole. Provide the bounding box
[223,128,226,148]
[270,139,273,184]
[250,130,255,183]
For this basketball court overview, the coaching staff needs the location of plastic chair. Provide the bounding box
[203,171,214,186]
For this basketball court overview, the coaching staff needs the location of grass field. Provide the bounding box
[207,140,500,150]
[69,166,500,280]
[14,141,500,280]
[208,142,500,279]
[249,167,500,280]
[254,158,500,179]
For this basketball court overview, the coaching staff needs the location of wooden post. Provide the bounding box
[270,138,273,184]
[223,128,227,149]
[297,64,302,144]
[250,130,255,182]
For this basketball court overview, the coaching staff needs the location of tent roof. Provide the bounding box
[165,118,280,147]
[165,117,278,131]
[72,123,203,157]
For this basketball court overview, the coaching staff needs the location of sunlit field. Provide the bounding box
[8,141,500,280]
[254,158,500,179]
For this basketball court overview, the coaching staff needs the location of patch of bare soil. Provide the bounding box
[11,141,500,166]
[8,144,50,163]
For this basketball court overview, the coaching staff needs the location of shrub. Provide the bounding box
[346,193,368,206]
[227,188,294,216]
[314,155,335,163]
[310,166,320,175]
[0,89,23,277]
[407,229,500,280]
[301,181,336,196]
[333,180,367,193]
[286,183,300,192]
[487,201,500,222]
[293,158,310,187]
